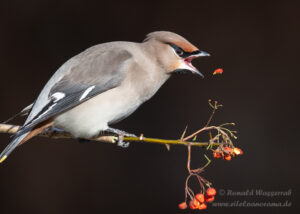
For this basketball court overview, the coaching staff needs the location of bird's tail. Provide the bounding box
[0,119,53,163]
[0,133,28,163]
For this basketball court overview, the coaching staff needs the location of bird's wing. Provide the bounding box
[0,47,133,163]
[19,49,133,136]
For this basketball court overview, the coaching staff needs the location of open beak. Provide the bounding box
[179,50,210,78]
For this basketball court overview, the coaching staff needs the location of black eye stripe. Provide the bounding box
[168,43,199,58]
[191,50,201,55]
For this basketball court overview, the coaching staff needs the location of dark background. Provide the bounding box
[0,0,299,214]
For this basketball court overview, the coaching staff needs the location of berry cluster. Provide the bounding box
[178,188,217,210]
[213,146,243,161]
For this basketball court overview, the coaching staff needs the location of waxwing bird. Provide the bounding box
[0,31,210,163]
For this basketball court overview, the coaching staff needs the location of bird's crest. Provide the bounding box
[144,31,198,53]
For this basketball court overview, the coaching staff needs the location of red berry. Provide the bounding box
[195,193,205,203]
[223,146,233,154]
[224,155,232,161]
[206,188,217,196]
[233,147,243,155]
[213,152,222,159]
[192,199,200,208]
[178,202,188,210]
[205,196,215,203]
[198,203,207,210]
[189,201,197,210]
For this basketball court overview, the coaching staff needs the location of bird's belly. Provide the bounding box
[53,87,141,138]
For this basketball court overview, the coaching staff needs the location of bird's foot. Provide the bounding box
[116,135,130,148]
[105,127,137,148]
[41,127,65,136]
[42,127,62,133]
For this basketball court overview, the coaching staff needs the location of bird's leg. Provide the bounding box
[105,127,136,137]
[41,126,65,136]
[105,127,137,148]
[41,127,92,143]
[42,127,62,133]
[43,127,96,143]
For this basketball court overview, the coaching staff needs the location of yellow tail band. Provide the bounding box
[0,155,7,163]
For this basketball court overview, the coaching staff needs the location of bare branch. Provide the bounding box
[0,123,220,147]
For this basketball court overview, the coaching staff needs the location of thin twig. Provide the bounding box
[0,123,220,147]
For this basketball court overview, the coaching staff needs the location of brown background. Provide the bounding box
[0,0,299,214]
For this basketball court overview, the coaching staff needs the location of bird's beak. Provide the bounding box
[176,50,210,78]
[195,50,210,57]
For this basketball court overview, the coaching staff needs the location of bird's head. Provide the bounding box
[144,31,210,78]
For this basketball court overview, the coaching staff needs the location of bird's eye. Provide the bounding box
[168,43,185,57]
[176,49,184,56]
